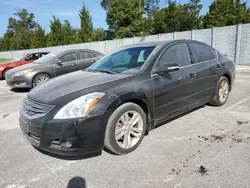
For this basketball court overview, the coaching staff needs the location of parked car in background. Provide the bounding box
[19,40,235,156]
[0,52,49,79]
[6,49,103,88]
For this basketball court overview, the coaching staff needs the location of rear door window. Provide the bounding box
[78,51,95,60]
[189,43,216,63]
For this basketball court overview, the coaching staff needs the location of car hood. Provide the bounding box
[0,60,18,67]
[28,70,132,105]
[7,63,40,75]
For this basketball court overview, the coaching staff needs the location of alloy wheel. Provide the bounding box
[115,111,144,149]
[218,80,229,103]
[36,75,50,85]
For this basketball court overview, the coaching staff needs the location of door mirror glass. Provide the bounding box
[56,59,63,66]
[153,62,179,74]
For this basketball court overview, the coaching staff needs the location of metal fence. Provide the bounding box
[0,24,250,65]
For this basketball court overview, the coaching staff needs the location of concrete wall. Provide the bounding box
[1,24,249,65]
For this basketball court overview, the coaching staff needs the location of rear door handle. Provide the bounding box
[92,60,96,63]
[72,63,77,67]
[216,64,221,69]
[189,73,195,80]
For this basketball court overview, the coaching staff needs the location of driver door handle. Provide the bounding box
[189,73,195,80]
[72,63,77,67]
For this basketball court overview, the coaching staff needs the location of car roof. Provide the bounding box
[126,39,207,48]
[52,49,97,52]
[28,52,50,54]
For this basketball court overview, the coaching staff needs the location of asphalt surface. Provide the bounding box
[1,70,250,188]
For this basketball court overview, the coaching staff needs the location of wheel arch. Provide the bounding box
[222,72,232,91]
[2,67,14,78]
[32,72,52,86]
[103,93,154,133]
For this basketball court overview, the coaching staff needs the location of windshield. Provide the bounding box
[88,46,156,74]
[14,54,26,61]
[33,51,61,64]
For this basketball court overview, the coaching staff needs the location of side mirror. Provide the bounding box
[153,62,179,75]
[56,59,63,66]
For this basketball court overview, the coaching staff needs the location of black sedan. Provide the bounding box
[5,49,103,88]
[19,40,235,156]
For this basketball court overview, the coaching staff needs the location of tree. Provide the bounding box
[163,0,189,32]
[62,20,78,45]
[30,25,46,48]
[203,0,250,28]
[154,0,202,33]
[152,9,167,34]
[47,15,64,46]
[91,28,107,41]
[187,0,203,29]
[78,3,93,42]
[1,9,38,50]
[101,0,158,38]
[0,38,3,51]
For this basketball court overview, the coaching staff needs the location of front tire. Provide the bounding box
[33,74,50,88]
[104,103,147,155]
[210,76,230,106]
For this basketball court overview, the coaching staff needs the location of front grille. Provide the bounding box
[23,97,53,116]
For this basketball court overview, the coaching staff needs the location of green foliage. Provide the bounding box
[91,28,107,41]
[78,3,93,42]
[1,9,38,51]
[154,0,202,33]
[47,16,64,46]
[30,25,46,48]
[152,9,167,34]
[203,0,250,28]
[102,0,158,38]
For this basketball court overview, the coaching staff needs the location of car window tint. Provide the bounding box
[79,52,94,60]
[159,43,190,67]
[25,55,33,61]
[112,51,132,66]
[88,46,155,73]
[60,52,77,62]
[189,43,215,63]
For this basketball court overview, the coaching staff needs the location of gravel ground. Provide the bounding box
[0,70,250,188]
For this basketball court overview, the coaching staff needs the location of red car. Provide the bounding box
[0,52,49,79]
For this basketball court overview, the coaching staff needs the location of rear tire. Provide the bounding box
[210,76,230,106]
[104,103,146,155]
[3,68,12,79]
[32,74,50,88]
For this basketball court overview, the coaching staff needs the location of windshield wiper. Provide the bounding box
[92,70,116,74]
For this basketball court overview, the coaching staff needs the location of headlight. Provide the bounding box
[14,70,32,76]
[54,92,105,119]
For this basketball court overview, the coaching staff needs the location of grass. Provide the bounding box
[0,58,11,63]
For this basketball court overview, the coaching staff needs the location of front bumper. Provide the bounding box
[6,74,32,88]
[19,106,105,156]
